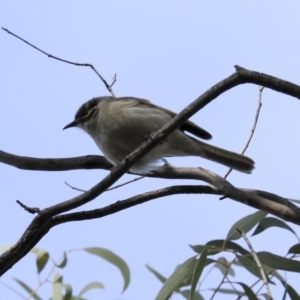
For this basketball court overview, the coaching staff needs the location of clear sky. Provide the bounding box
[1,1,300,299]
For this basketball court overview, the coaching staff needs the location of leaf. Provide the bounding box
[30,247,50,273]
[237,255,272,283]
[252,217,298,239]
[226,211,268,240]
[57,251,68,269]
[236,282,258,300]
[36,249,49,273]
[77,282,105,299]
[288,243,300,254]
[278,278,300,300]
[189,244,220,256]
[155,256,197,300]
[257,251,300,272]
[84,247,130,292]
[180,289,204,300]
[53,273,63,300]
[146,264,167,284]
[14,278,43,300]
[63,284,72,300]
[191,239,250,256]
[217,257,235,277]
[190,249,208,300]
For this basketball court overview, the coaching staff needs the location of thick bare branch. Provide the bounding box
[1,66,300,277]
[0,151,112,171]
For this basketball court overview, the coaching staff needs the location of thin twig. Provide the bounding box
[65,176,145,193]
[1,27,116,97]
[64,181,86,193]
[236,228,273,300]
[107,176,145,191]
[224,86,264,179]
[26,252,67,300]
[2,66,300,276]
[210,271,228,300]
[16,200,40,214]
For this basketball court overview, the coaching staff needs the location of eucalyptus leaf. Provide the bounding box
[189,249,208,300]
[77,282,105,299]
[257,251,300,272]
[14,278,43,300]
[84,247,130,292]
[191,239,250,256]
[288,243,300,254]
[252,217,298,240]
[52,272,63,300]
[155,256,197,300]
[237,255,272,283]
[180,289,204,300]
[146,264,167,284]
[236,282,258,300]
[57,251,68,269]
[226,211,267,240]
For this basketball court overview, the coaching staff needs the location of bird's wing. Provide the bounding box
[125,97,213,140]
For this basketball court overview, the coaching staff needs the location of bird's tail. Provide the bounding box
[194,140,255,173]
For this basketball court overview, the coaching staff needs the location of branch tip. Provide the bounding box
[16,200,40,214]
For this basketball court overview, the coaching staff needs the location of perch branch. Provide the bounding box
[1,66,300,277]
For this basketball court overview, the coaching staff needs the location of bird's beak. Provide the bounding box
[63,119,80,130]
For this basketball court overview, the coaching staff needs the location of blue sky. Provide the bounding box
[1,1,300,299]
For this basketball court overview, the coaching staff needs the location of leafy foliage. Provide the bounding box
[148,211,300,299]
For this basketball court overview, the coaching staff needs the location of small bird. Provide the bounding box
[63,96,255,174]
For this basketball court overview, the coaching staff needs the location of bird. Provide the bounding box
[63,96,255,174]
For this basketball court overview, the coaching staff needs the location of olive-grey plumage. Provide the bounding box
[63,96,255,174]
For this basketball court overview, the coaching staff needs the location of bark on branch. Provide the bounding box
[1,66,300,276]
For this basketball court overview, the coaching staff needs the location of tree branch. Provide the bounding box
[1,27,117,96]
[1,66,300,277]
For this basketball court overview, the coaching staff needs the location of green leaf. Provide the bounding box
[180,289,204,300]
[155,256,197,300]
[190,249,208,300]
[252,217,298,239]
[30,247,50,273]
[189,244,221,256]
[236,282,258,300]
[237,255,272,283]
[226,211,268,240]
[284,284,300,300]
[257,251,300,272]
[36,249,49,273]
[84,247,130,292]
[14,278,43,300]
[63,284,72,300]
[77,281,105,299]
[146,264,167,284]
[52,272,63,300]
[288,243,300,254]
[278,278,300,300]
[214,257,235,277]
[57,251,68,269]
[191,239,250,256]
